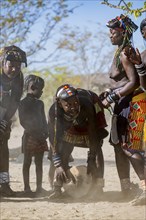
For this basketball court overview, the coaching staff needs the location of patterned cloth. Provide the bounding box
[63,131,90,147]
[127,92,146,151]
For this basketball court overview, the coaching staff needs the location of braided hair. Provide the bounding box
[24,74,44,91]
[106,14,138,68]
[0,45,27,69]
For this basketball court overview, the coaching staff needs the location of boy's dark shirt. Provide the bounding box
[0,73,23,122]
[19,93,48,141]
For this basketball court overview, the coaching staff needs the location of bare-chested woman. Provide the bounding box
[100,14,144,197]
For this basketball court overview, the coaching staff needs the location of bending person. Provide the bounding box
[48,84,108,199]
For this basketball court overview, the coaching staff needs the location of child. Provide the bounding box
[18,74,48,195]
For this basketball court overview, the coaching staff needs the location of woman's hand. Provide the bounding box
[124,47,142,65]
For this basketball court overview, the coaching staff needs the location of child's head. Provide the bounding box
[24,74,44,98]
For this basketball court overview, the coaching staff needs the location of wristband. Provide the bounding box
[52,154,61,168]
[106,92,120,104]
[106,95,113,104]
[138,70,146,76]
[135,62,145,69]
[135,63,146,76]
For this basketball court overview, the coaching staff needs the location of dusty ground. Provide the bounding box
[0,121,146,220]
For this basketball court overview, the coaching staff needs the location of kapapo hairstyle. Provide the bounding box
[106,14,138,68]
[24,74,44,91]
[56,84,77,100]
[140,18,146,33]
[106,14,138,36]
[0,45,27,67]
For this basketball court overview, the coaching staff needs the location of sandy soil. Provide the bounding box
[0,122,146,220]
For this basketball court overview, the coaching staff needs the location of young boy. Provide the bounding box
[18,74,48,195]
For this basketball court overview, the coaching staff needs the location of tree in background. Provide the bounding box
[26,66,82,110]
[1,0,79,66]
[101,0,146,17]
[2,0,144,99]
[56,25,114,90]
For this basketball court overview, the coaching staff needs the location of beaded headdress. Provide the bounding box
[56,84,77,100]
[0,45,27,67]
[106,14,138,35]
[106,14,138,68]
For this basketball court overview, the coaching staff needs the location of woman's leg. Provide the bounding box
[129,153,144,180]
[95,140,105,191]
[128,152,146,205]
[114,145,130,193]
[0,138,15,196]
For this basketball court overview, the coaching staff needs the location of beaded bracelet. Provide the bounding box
[106,92,120,104]
[135,62,146,76]
[52,154,61,168]
[135,62,145,69]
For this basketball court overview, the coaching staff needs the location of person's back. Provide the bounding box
[19,95,48,142]
[77,88,107,131]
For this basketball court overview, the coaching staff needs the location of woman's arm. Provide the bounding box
[118,51,140,96]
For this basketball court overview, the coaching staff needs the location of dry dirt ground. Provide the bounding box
[0,121,146,220]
